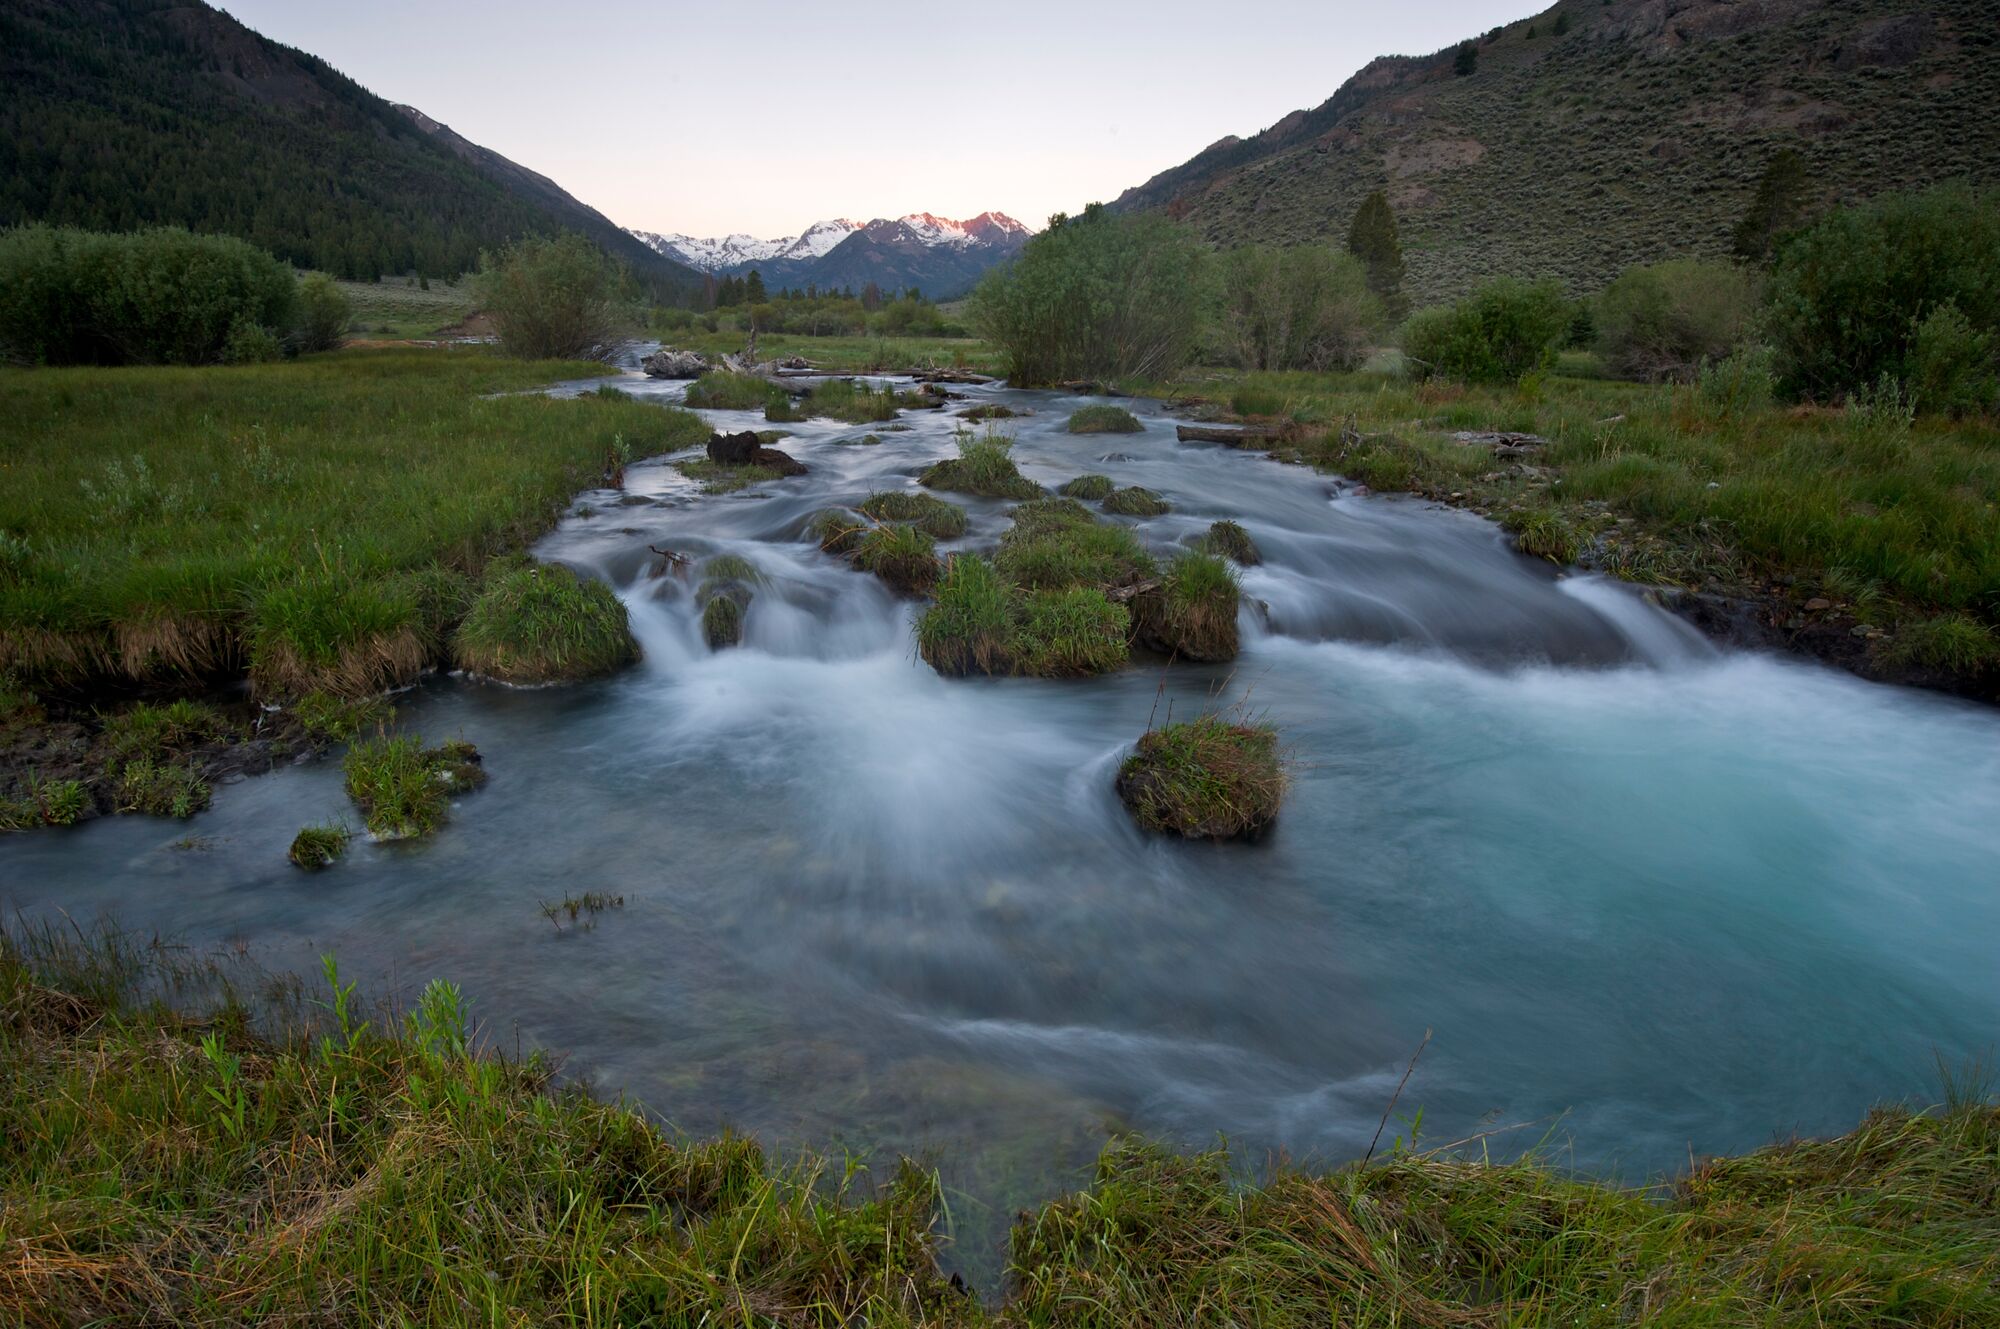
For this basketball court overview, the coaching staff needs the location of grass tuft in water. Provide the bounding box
[1101,486,1172,517]
[1135,552,1241,661]
[920,432,1044,500]
[854,524,940,597]
[1067,404,1144,434]
[1059,474,1114,500]
[917,555,1015,676]
[451,563,637,684]
[859,491,969,540]
[1117,713,1285,839]
[288,822,351,871]
[807,508,870,556]
[1203,519,1261,565]
[341,735,483,840]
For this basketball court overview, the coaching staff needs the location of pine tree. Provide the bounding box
[1554,11,1572,35]
[1454,41,1478,76]
[1346,190,1406,315]
[1732,148,1810,264]
[860,281,882,312]
[744,269,766,303]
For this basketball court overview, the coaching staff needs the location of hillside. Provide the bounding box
[0,0,695,291]
[1112,0,2000,302]
[631,212,1030,299]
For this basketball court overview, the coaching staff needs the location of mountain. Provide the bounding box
[0,0,696,291]
[1111,0,2000,303]
[629,212,1031,298]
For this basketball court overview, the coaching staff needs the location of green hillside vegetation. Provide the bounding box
[2,925,1996,1325]
[0,0,691,290]
[1112,0,2000,303]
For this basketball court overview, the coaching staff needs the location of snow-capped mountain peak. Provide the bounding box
[628,212,1026,273]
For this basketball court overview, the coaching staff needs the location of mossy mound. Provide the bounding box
[916,556,1129,679]
[696,556,756,649]
[995,499,1155,592]
[1204,520,1261,566]
[1506,507,1586,564]
[342,735,485,840]
[288,823,351,870]
[858,491,969,540]
[809,378,925,424]
[1059,474,1115,501]
[806,508,869,556]
[919,433,1043,501]
[683,371,785,412]
[1103,487,1172,517]
[1116,715,1285,840]
[700,596,743,649]
[855,525,940,597]
[1067,405,1144,434]
[959,403,1023,422]
[1135,552,1241,662]
[451,564,639,684]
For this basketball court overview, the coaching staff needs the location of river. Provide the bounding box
[6,364,1998,1280]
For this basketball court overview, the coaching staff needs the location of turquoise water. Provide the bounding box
[5,371,1997,1277]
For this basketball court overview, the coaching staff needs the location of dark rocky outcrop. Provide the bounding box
[706,431,807,476]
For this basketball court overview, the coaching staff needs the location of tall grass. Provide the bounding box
[0,350,706,692]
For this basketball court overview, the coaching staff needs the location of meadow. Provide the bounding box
[0,349,708,695]
[2,922,1994,1325]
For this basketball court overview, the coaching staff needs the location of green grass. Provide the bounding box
[334,276,478,339]
[1204,519,1261,565]
[1136,552,1241,661]
[10,926,1992,1324]
[854,524,940,596]
[920,433,1045,501]
[859,491,969,540]
[674,459,784,494]
[97,699,229,765]
[1066,404,1143,434]
[287,822,351,870]
[111,757,210,819]
[917,555,1014,675]
[1117,713,1284,839]
[0,349,705,693]
[700,594,743,649]
[0,775,88,830]
[1010,588,1130,677]
[674,329,1002,374]
[994,499,1155,592]
[340,734,484,840]
[1058,474,1114,500]
[450,563,638,684]
[682,370,786,411]
[808,508,869,556]
[291,690,390,745]
[810,377,927,424]
[1101,486,1171,517]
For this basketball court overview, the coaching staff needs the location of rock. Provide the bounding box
[752,446,807,477]
[640,347,711,378]
[706,430,761,466]
[1804,598,1832,611]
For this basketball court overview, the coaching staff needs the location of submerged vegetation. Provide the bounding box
[8,926,1992,1324]
[287,822,351,870]
[1117,713,1285,839]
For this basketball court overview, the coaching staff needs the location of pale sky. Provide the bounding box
[217,1,1546,240]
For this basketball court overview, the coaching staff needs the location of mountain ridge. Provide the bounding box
[630,211,1030,298]
[0,0,696,290]
[1109,0,2000,303]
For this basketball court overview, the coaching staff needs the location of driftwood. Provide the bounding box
[1059,380,1133,397]
[1175,424,1287,446]
[909,367,996,385]
[647,545,690,579]
[719,352,814,395]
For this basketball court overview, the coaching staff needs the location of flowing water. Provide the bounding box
[7,363,2000,1280]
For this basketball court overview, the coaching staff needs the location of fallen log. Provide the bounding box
[1175,424,1286,446]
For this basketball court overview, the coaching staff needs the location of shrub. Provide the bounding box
[1136,552,1240,660]
[1116,715,1285,839]
[1059,474,1115,500]
[1692,345,1777,419]
[0,225,297,366]
[451,564,638,684]
[1218,245,1383,372]
[917,556,1013,675]
[858,491,968,540]
[919,433,1043,500]
[221,318,284,365]
[854,525,939,596]
[1400,278,1570,383]
[1011,589,1130,677]
[1595,260,1760,382]
[1204,520,1261,565]
[288,822,351,870]
[970,203,1214,385]
[293,274,352,353]
[1067,405,1143,434]
[475,234,634,361]
[1765,185,2000,403]
[1102,487,1171,517]
[1905,301,1997,418]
